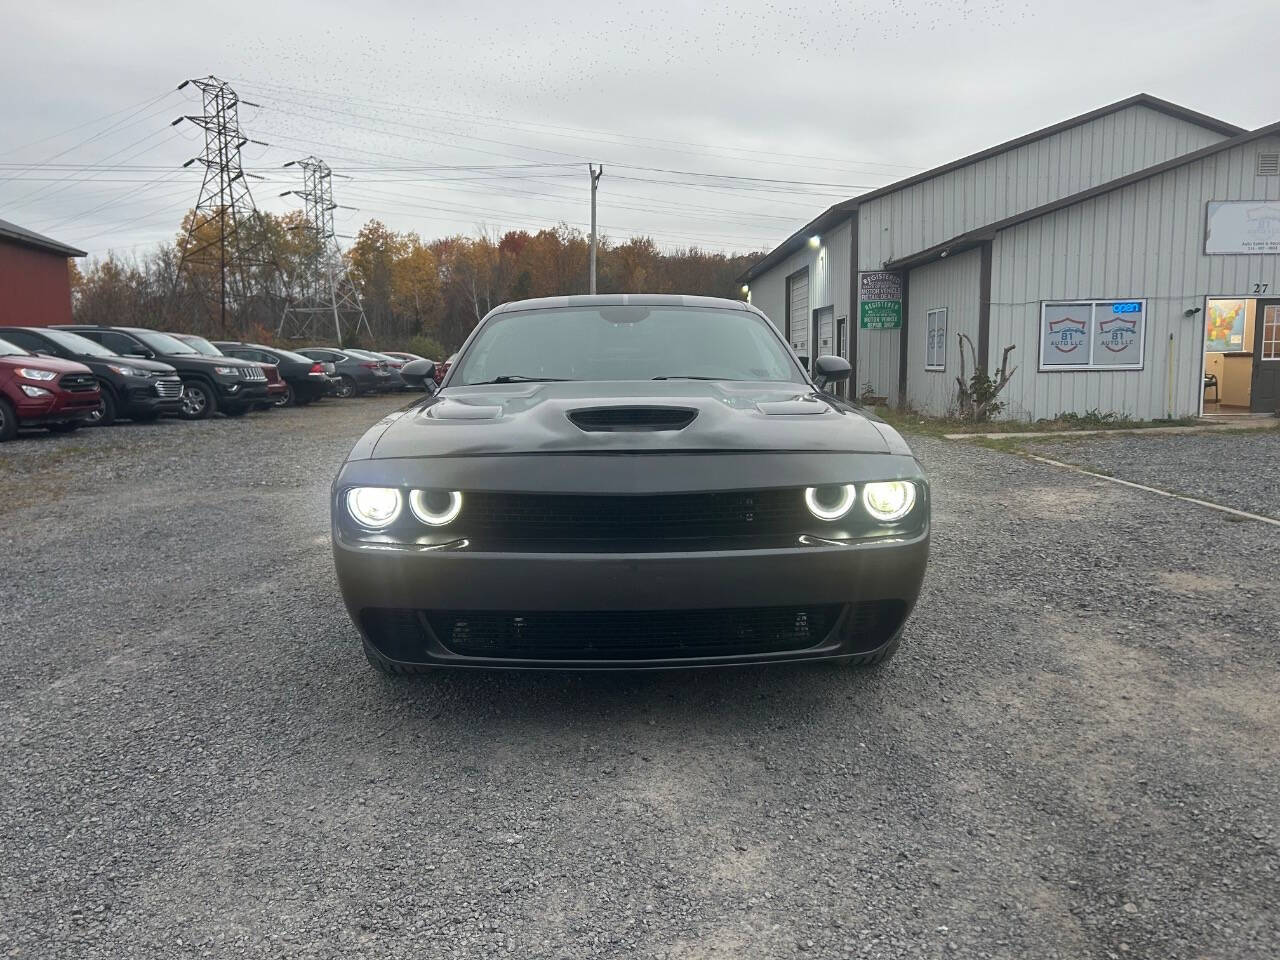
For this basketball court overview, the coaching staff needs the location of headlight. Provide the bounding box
[107,364,143,377]
[804,483,857,521]
[20,384,52,398]
[410,489,463,526]
[862,481,917,522]
[16,368,57,381]
[213,365,239,376]
[345,486,402,528]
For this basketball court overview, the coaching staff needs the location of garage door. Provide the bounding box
[787,270,809,362]
[814,306,834,357]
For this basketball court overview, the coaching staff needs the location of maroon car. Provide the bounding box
[0,334,102,440]
[434,352,458,385]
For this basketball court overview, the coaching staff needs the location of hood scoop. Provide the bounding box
[567,405,698,432]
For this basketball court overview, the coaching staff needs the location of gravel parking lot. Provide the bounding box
[1021,429,1280,520]
[2,400,1277,959]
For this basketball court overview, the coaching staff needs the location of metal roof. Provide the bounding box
[0,217,87,258]
[883,118,1280,272]
[737,94,1244,284]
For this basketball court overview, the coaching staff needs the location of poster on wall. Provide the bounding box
[859,272,903,329]
[1205,201,1280,255]
[1205,299,1247,351]
[1040,303,1092,366]
[1092,301,1145,366]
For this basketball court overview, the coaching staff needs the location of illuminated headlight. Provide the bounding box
[409,489,463,526]
[17,368,57,381]
[20,384,52,398]
[345,486,402,528]
[213,365,239,376]
[862,481,917,522]
[804,483,857,521]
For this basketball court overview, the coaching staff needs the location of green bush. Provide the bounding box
[404,335,448,362]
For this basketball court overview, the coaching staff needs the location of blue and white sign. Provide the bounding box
[1040,300,1146,370]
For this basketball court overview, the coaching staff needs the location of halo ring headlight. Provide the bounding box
[345,486,402,529]
[410,489,463,526]
[804,483,857,521]
[862,481,917,522]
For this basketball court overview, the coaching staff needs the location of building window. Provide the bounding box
[1263,307,1280,361]
[925,308,947,370]
[1039,300,1146,371]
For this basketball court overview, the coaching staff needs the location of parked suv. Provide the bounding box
[296,347,390,398]
[0,335,101,440]
[58,325,268,419]
[168,333,283,410]
[213,341,333,407]
[0,326,183,426]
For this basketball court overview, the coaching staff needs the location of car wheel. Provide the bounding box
[46,421,80,434]
[0,397,17,442]
[180,381,216,420]
[274,382,295,407]
[336,375,356,399]
[87,388,117,427]
[362,638,434,676]
[843,633,902,669]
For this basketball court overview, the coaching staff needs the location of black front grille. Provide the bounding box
[428,605,842,660]
[568,406,697,431]
[461,490,808,541]
[59,374,98,392]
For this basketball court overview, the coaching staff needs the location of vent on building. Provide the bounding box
[1258,152,1280,176]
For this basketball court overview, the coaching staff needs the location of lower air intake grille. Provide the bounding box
[428,605,842,660]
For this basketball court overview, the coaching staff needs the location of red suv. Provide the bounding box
[0,334,102,440]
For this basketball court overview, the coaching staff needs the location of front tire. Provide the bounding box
[88,387,117,427]
[180,380,216,420]
[336,375,356,399]
[0,397,16,442]
[274,382,295,407]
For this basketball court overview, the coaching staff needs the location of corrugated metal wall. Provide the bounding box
[990,134,1280,421]
[857,104,1230,269]
[904,249,982,415]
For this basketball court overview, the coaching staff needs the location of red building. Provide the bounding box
[0,218,86,328]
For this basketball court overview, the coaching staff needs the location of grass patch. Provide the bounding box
[870,405,1200,437]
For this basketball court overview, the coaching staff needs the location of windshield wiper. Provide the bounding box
[476,375,575,384]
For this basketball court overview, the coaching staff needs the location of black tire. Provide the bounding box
[87,386,117,427]
[274,382,295,407]
[362,638,434,676]
[179,380,216,420]
[843,633,902,668]
[0,397,17,442]
[336,375,356,399]
[46,421,80,434]
[222,405,248,418]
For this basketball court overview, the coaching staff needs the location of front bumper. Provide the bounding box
[14,389,100,424]
[216,381,270,407]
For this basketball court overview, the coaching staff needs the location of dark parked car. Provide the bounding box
[168,333,283,411]
[345,349,410,390]
[296,347,391,398]
[0,326,183,426]
[381,351,430,366]
[0,335,101,440]
[57,325,268,420]
[213,341,334,407]
[331,295,929,675]
[433,352,458,385]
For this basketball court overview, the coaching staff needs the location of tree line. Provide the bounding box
[70,212,764,358]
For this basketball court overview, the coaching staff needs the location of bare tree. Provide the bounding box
[954,333,1016,421]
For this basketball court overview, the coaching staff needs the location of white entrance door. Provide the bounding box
[814,306,834,357]
[787,271,809,364]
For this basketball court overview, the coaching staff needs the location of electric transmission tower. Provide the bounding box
[172,76,284,338]
[276,156,371,344]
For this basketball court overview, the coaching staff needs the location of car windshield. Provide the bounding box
[452,305,803,385]
[135,331,197,355]
[0,337,30,357]
[38,328,116,357]
[178,335,223,356]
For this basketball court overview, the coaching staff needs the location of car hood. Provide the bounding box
[101,355,177,375]
[0,354,93,376]
[158,353,258,371]
[368,380,896,459]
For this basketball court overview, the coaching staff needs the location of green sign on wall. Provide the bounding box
[859,272,903,329]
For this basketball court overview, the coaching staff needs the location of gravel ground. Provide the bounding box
[1,398,1277,959]
[1020,429,1280,520]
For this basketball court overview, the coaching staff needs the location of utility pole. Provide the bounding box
[277,156,371,345]
[589,164,603,294]
[172,76,283,338]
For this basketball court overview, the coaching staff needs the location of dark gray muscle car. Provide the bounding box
[331,294,929,673]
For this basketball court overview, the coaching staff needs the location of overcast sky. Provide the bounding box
[3,0,1277,261]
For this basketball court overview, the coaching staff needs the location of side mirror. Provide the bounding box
[400,358,437,393]
[127,349,154,359]
[813,355,852,392]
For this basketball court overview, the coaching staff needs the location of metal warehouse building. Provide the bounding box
[740,95,1280,418]
[0,218,86,329]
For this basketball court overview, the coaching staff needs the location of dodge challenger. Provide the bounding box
[331,294,929,673]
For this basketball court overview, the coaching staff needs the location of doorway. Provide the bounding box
[1253,300,1280,413]
[1202,298,1255,415]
